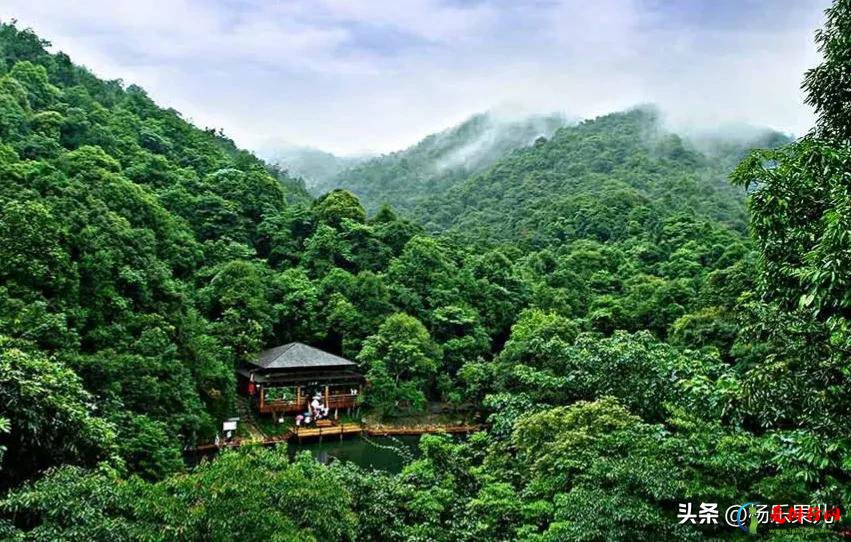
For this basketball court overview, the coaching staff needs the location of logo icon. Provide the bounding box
[735,502,759,534]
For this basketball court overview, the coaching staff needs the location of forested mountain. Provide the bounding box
[412,108,791,246]
[259,145,368,192]
[0,22,316,482]
[321,111,569,213]
[2,0,851,538]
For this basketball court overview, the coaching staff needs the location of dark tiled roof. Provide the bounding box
[249,342,356,370]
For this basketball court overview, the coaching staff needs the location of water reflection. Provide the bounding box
[186,435,424,473]
[288,435,421,473]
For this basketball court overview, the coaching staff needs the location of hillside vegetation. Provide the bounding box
[412,108,790,246]
[322,111,568,214]
[1,2,850,539]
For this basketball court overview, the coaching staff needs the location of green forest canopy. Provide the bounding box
[1,0,850,538]
[318,111,568,215]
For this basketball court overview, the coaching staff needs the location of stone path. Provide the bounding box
[235,397,268,442]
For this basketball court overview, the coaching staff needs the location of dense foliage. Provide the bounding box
[0,21,315,483]
[413,108,789,247]
[317,112,567,214]
[2,0,851,539]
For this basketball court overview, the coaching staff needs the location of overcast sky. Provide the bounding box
[0,0,830,154]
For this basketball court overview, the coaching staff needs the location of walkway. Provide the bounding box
[235,397,268,443]
[188,422,481,452]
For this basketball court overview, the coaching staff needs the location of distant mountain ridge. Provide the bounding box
[262,109,788,245]
[408,107,792,247]
[259,145,369,191]
[316,111,571,213]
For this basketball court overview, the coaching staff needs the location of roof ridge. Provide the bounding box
[271,342,297,364]
[254,341,355,369]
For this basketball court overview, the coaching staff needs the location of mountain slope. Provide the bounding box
[323,111,570,213]
[0,22,310,480]
[411,108,790,247]
[259,145,368,191]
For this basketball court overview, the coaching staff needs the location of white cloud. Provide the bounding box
[0,0,829,154]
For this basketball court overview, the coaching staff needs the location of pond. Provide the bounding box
[288,434,421,473]
[186,435,422,474]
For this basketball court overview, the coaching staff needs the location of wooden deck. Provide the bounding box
[187,423,482,453]
[292,422,364,441]
[258,393,359,415]
[365,424,480,436]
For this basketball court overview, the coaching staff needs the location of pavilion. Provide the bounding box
[237,342,363,417]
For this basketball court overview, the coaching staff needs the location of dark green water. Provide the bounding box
[287,435,421,473]
[187,435,422,473]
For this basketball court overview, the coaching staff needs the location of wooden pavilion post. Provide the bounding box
[324,385,330,407]
[296,386,301,411]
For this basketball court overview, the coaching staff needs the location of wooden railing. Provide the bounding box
[327,393,358,409]
[258,399,301,414]
[258,393,359,414]
[293,422,363,440]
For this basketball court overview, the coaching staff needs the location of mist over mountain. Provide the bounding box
[258,145,370,191]
[408,107,792,246]
[316,111,571,213]
[278,108,789,232]
[681,123,795,171]
[3,2,851,538]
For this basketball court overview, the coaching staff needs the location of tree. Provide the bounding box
[387,236,459,321]
[0,338,116,486]
[560,331,728,422]
[0,465,151,540]
[803,0,851,142]
[300,224,352,276]
[271,267,321,344]
[468,249,530,340]
[110,413,183,480]
[0,417,9,464]
[7,61,59,109]
[431,305,489,377]
[491,315,728,421]
[509,398,696,542]
[357,313,442,415]
[727,0,851,505]
[256,208,308,267]
[144,450,357,541]
[1,450,358,541]
[0,199,76,298]
[496,308,579,373]
[313,189,366,228]
[198,260,272,361]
